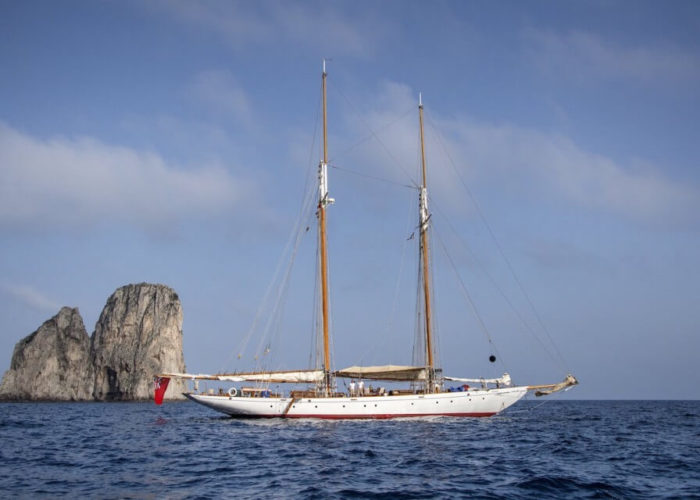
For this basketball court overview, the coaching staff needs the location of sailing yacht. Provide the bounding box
[154,63,577,418]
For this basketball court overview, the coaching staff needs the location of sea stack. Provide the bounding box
[91,283,187,400]
[0,307,93,401]
[0,283,187,401]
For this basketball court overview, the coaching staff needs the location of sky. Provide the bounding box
[1,0,698,400]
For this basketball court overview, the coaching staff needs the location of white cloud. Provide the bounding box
[0,122,246,230]
[336,81,698,225]
[447,120,698,223]
[525,29,700,84]
[270,2,372,57]
[2,284,61,313]
[155,0,380,57]
[336,81,474,211]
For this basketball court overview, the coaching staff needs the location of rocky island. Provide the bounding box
[0,283,187,401]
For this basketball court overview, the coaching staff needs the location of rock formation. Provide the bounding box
[0,307,93,401]
[0,283,187,401]
[91,283,186,400]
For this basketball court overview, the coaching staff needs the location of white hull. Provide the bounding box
[185,386,527,419]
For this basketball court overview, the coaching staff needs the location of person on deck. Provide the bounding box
[349,380,356,397]
[358,379,365,396]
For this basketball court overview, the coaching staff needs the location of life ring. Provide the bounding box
[228,387,238,397]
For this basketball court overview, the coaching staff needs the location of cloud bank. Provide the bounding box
[156,0,380,58]
[525,29,700,84]
[0,123,244,231]
[340,82,698,226]
[448,119,698,222]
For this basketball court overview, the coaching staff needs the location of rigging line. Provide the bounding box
[432,225,508,372]
[427,227,443,371]
[256,209,309,354]
[329,163,418,190]
[254,84,325,367]
[328,260,337,386]
[429,198,565,371]
[412,144,426,372]
[221,84,323,372]
[309,236,321,370]
[224,174,317,371]
[412,240,424,368]
[328,79,421,189]
[422,211,442,370]
[424,110,571,372]
[313,214,326,373]
[253,204,310,365]
[301,80,324,209]
[331,107,415,161]
[508,386,570,413]
[506,398,551,414]
[355,191,415,366]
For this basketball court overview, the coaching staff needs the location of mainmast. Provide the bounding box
[418,93,435,392]
[318,60,334,396]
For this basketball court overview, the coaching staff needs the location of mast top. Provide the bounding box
[323,58,327,75]
[419,92,423,108]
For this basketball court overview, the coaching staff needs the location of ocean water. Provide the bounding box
[0,400,697,499]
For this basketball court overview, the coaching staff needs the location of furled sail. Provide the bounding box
[444,373,512,386]
[529,374,579,396]
[335,365,428,381]
[159,369,325,384]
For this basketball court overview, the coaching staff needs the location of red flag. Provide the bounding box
[153,376,170,405]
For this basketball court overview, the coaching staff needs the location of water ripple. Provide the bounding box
[0,401,698,498]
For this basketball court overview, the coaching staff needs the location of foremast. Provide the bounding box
[418,93,436,393]
[318,60,335,396]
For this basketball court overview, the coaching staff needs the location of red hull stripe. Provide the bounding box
[281,412,496,419]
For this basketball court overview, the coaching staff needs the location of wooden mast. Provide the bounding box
[418,93,435,392]
[318,60,333,396]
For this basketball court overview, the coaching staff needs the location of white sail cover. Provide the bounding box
[160,370,325,383]
[443,373,512,386]
[335,365,428,381]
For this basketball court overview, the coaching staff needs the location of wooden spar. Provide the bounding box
[418,94,435,389]
[282,397,298,417]
[319,62,332,395]
[322,63,328,172]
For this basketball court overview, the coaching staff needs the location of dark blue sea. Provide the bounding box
[0,400,698,499]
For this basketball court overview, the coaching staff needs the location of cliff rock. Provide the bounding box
[0,283,187,401]
[0,307,93,401]
[91,283,186,400]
